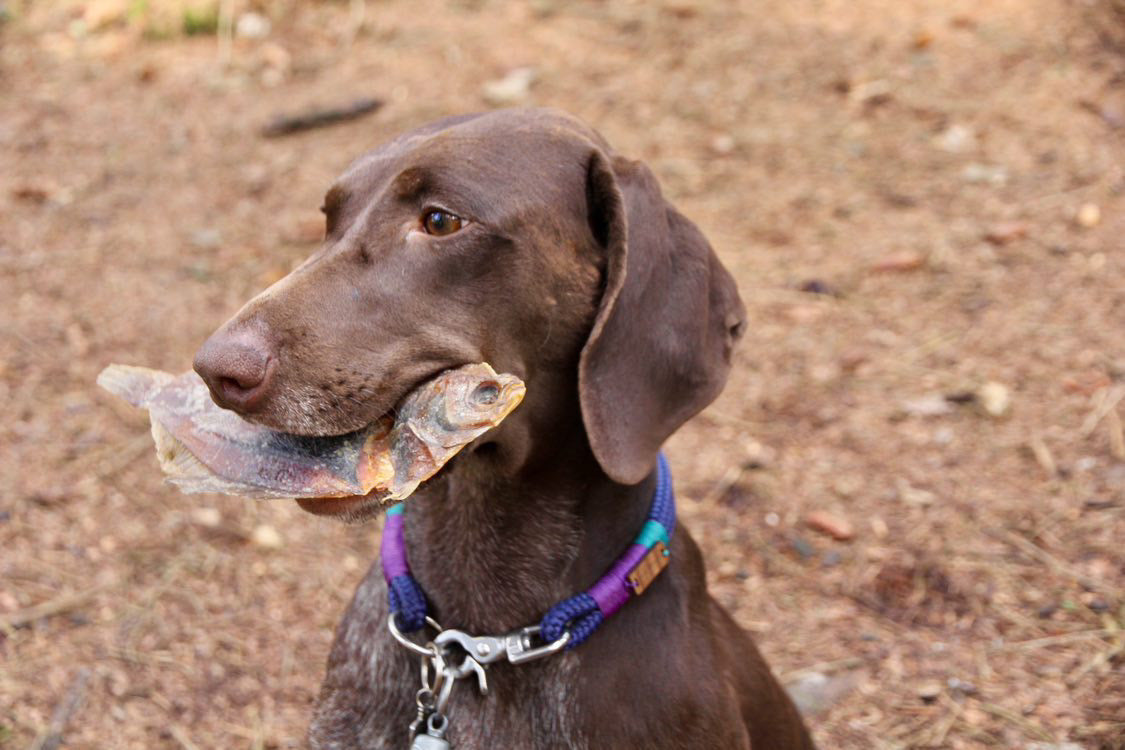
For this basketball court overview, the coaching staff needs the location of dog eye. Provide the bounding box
[422,210,463,236]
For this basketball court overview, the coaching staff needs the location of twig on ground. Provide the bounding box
[1,585,111,630]
[29,667,90,750]
[700,462,749,505]
[781,656,866,680]
[928,693,964,747]
[989,527,1117,597]
[1106,405,1125,460]
[343,0,367,50]
[1027,434,1057,478]
[1000,628,1114,651]
[261,98,383,137]
[217,0,235,66]
[170,725,201,750]
[977,702,1053,742]
[1067,638,1123,686]
[1081,384,1125,437]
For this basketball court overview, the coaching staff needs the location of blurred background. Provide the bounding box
[1,0,1123,747]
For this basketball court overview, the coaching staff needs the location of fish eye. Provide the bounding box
[422,209,464,236]
[472,381,500,405]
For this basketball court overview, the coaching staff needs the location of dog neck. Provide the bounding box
[398,391,656,635]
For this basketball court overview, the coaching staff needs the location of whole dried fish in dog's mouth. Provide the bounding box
[97,363,525,505]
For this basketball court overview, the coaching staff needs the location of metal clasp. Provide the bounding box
[504,626,571,664]
[434,629,508,665]
[435,625,570,666]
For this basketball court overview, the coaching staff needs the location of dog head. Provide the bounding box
[194,109,745,513]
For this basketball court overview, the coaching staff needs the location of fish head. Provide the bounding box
[434,364,527,433]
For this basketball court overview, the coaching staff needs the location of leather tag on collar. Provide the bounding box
[626,540,670,595]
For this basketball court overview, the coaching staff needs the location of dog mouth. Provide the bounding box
[294,493,373,518]
[290,362,520,519]
[293,441,469,520]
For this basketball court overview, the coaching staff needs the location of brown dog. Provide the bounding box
[193,109,815,749]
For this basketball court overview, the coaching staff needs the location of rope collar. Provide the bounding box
[382,452,676,653]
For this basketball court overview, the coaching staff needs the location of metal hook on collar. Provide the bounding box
[434,629,507,665]
[505,626,570,664]
[388,613,443,657]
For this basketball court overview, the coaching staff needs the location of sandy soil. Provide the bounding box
[1,0,1122,747]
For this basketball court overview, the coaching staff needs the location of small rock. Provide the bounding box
[710,134,736,155]
[190,228,222,249]
[838,348,868,373]
[805,510,855,541]
[785,671,862,717]
[236,12,271,39]
[1083,594,1109,612]
[983,221,1028,245]
[1075,203,1101,228]
[784,304,825,324]
[1025,743,1084,750]
[869,517,889,538]
[832,475,862,498]
[901,394,953,417]
[961,163,1008,185]
[742,439,775,469]
[977,381,1011,418]
[791,536,816,559]
[191,507,222,528]
[797,279,837,296]
[871,251,926,273]
[934,124,976,153]
[849,79,892,106]
[895,478,935,506]
[251,524,283,549]
[482,67,537,106]
[947,677,977,695]
[764,512,780,527]
[12,185,50,204]
[917,682,942,703]
[1074,456,1097,473]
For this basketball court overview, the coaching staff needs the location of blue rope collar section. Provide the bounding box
[381,453,676,650]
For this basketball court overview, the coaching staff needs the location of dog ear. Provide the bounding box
[579,150,747,484]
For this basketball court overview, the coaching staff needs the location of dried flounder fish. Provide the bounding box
[97,363,525,503]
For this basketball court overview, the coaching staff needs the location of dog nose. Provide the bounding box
[193,328,275,413]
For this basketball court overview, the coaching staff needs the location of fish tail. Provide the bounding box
[97,365,175,407]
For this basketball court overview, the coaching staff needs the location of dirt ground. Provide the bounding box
[1,0,1123,747]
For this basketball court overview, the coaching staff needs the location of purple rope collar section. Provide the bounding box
[380,453,676,650]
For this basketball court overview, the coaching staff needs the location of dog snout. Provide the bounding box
[193,327,276,414]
